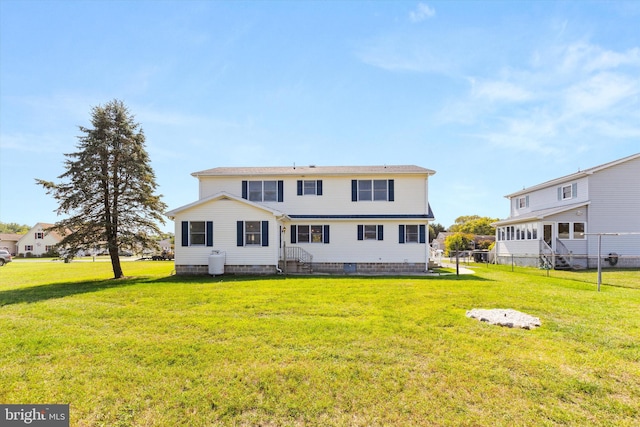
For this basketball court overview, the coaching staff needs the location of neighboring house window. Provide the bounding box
[25,245,34,251]
[181,221,213,246]
[237,221,269,247]
[351,180,394,201]
[297,180,323,196]
[558,223,570,239]
[558,222,586,239]
[290,225,330,244]
[558,183,577,200]
[242,180,284,202]
[35,232,44,239]
[398,225,426,243]
[517,196,529,209]
[357,225,384,241]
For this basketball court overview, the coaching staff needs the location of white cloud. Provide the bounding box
[563,72,639,116]
[448,40,640,154]
[409,3,435,23]
[470,79,534,102]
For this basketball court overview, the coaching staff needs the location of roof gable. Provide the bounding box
[165,191,289,219]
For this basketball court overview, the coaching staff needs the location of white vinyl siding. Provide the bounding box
[174,199,277,266]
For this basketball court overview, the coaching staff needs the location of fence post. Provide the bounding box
[511,254,514,272]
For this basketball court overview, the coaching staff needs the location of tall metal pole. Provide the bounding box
[597,234,602,292]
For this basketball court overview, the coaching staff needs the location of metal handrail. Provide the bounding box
[284,246,313,264]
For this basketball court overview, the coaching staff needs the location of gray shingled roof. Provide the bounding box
[192,165,435,177]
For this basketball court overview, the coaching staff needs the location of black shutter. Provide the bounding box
[236,221,244,246]
[262,221,269,246]
[181,221,189,246]
[291,225,297,244]
[317,180,323,195]
[278,180,284,202]
[399,225,405,244]
[206,221,213,247]
[388,180,394,201]
[351,180,357,201]
[419,225,426,243]
[297,180,303,196]
[242,181,248,199]
[323,225,330,243]
[357,225,364,240]
[377,225,384,241]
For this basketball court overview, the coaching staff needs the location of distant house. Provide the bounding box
[431,232,495,255]
[166,165,437,275]
[0,234,22,255]
[16,223,69,257]
[431,232,452,252]
[493,153,640,269]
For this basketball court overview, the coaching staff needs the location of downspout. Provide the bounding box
[425,176,430,272]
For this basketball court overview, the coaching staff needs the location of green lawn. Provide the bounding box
[1,261,638,426]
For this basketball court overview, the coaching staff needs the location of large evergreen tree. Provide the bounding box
[37,100,167,278]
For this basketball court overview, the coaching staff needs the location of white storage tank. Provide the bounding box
[208,250,225,275]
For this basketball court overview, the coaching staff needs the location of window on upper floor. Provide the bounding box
[242,180,283,202]
[352,179,394,201]
[558,183,577,201]
[35,232,44,239]
[517,196,529,209]
[297,180,323,196]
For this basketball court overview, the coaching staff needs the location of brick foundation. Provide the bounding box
[311,262,428,274]
[176,263,428,276]
[175,264,277,276]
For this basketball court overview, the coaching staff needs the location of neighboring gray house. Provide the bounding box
[493,153,640,269]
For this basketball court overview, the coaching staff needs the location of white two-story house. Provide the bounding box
[16,223,68,257]
[493,153,640,269]
[166,165,436,275]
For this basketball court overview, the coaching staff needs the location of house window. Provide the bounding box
[296,225,324,243]
[181,221,213,246]
[357,225,384,241]
[518,196,529,209]
[243,180,283,202]
[35,232,44,239]
[558,223,570,239]
[190,222,206,245]
[573,222,585,239]
[245,221,262,245]
[25,245,34,251]
[237,221,269,247]
[399,224,426,243]
[406,225,419,242]
[45,245,54,252]
[297,180,323,196]
[532,224,538,240]
[352,179,394,201]
[290,225,330,244]
[558,183,577,200]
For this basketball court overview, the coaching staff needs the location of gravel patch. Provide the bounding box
[466,308,541,330]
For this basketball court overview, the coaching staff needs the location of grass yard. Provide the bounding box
[1,261,639,426]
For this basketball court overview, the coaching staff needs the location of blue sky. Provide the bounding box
[1,1,639,233]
